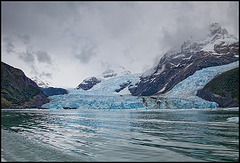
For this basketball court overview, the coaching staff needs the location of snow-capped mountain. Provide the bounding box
[31,76,52,88]
[76,66,140,95]
[129,23,239,96]
[76,77,101,90]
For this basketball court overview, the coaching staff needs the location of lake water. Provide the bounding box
[1,108,239,162]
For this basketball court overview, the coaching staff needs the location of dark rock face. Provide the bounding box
[214,42,239,54]
[40,87,68,96]
[129,23,239,96]
[197,89,238,107]
[102,69,118,78]
[1,62,49,109]
[76,77,101,90]
[115,81,131,93]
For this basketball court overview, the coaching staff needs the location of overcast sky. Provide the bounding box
[1,1,239,88]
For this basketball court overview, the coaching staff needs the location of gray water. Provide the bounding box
[1,108,239,162]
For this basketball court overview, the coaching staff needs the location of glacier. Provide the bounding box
[90,73,141,95]
[43,72,145,110]
[42,89,147,110]
[42,61,238,110]
[143,61,239,109]
[163,61,239,98]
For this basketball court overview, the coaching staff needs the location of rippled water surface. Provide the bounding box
[1,108,239,162]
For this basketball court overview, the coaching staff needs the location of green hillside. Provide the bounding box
[1,62,42,108]
[203,67,239,100]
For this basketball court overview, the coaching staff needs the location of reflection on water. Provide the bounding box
[1,108,239,162]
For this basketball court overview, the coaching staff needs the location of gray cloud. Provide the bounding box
[18,48,38,75]
[16,43,53,79]
[40,72,52,78]
[1,1,238,88]
[18,34,31,45]
[227,2,239,37]
[3,37,16,54]
[18,50,35,64]
[73,43,98,64]
[18,49,53,79]
[35,50,52,64]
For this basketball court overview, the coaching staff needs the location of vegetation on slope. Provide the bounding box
[1,62,42,108]
[203,67,239,100]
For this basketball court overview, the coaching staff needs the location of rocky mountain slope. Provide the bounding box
[1,62,49,109]
[197,67,239,107]
[76,77,101,90]
[129,23,239,96]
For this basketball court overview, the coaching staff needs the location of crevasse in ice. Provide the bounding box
[42,61,238,110]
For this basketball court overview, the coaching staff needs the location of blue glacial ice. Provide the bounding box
[42,89,147,110]
[42,61,238,110]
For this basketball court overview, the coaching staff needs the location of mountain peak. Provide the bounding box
[208,23,228,38]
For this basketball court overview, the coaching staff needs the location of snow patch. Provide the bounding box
[201,36,238,53]
[172,54,185,59]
